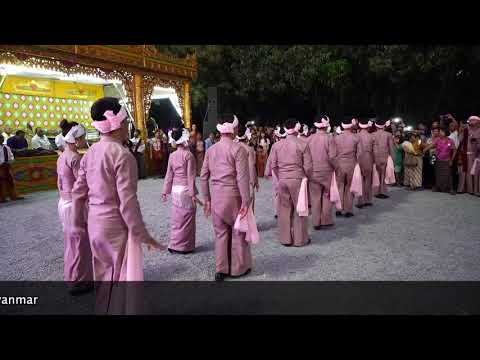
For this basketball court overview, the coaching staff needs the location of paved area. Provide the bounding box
[1,178,480,281]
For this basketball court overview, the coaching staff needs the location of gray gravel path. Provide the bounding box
[1,178,479,281]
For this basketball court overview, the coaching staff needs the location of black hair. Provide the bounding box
[16,130,25,136]
[238,127,247,138]
[59,119,69,129]
[219,113,235,124]
[91,97,122,121]
[359,117,370,125]
[278,127,286,136]
[284,118,297,129]
[171,127,184,142]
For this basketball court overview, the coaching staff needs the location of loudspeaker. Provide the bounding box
[204,87,218,137]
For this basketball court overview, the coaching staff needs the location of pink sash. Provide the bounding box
[385,155,396,184]
[120,234,144,281]
[330,172,342,209]
[234,205,260,244]
[296,177,309,217]
[350,164,363,197]
[372,164,380,188]
[471,158,479,175]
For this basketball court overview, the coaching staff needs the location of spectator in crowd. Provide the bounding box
[149,129,169,178]
[130,129,146,179]
[0,134,24,202]
[195,132,205,176]
[1,125,13,142]
[403,132,424,191]
[425,127,456,194]
[393,134,404,186]
[256,144,267,178]
[6,130,29,152]
[423,123,439,189]
[258,131,271,154]
[31,128,53,150]
[204,132,215,152]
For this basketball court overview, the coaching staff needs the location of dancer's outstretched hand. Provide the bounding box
[204,201,211,217]
[238,206,249,219]
[161,194,168,202]
[144,235,167,251]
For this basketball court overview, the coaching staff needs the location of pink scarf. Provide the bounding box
[372,164,380,188]
[285,122,301,135]
[216,115,239,134]
[330,172,342,209]
[234,205,260,244]
[350,163,363,197]
[296,177,309,217]
[385,156,396,184]
[471,158,479,175]
[92,107,128,134]
[120,234,144,281]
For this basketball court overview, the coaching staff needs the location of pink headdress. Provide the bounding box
[341,118,358,130]
[92,107,128,134]
[359,120,373,129]
[216,115,239,134]
[314,116,330,129]
[375,120,391,129]
[285,122,301,135]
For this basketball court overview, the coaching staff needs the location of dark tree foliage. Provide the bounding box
[156,45,480,127]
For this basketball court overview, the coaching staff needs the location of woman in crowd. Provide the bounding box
[195,132,205,176]
[149,129,169,178]
[256,144,267,177]
[426,127,456,194]
[56,124,93,295]
[162,127,198,254]
[259,131,271,154]
[393,134,404,186]
[403,132,424,191]
[423,123,439,189]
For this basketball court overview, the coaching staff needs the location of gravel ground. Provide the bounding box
[1,178,480,281]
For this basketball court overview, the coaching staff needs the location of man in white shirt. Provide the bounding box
[1,125,13,142]
[448,120,460,149]
[31,128,53,150]
[130,129,146,179]
[0,134,24,202]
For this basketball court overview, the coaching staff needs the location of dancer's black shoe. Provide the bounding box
[230,269,251,279]
[314,225,322,230]
[355,204,364,209]
[168,248,194,255]
[215,273,228,282]
[336,211,343,217]
[344,212,354,218]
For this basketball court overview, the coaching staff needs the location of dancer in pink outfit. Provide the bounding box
[237,128,259,212]
[200,114,252,282]
[57,123,93,295]
[267,119,313,247]
[356,118,375,208]
[266,126,287,219]
[307,115,337,229]
[70,97,164,313]
[372,118,396,199]
[162,127,198,254]
[334,117,363,218]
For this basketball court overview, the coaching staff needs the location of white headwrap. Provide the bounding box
[285,122,301,135]
[216,115,239,134]
[274,126,287,138]
[236,134,247,141]
[168,128,190,146]
[64,124,86,144]
[314,116,330,129]
[375,120,391,129]
[468,116,480,126]
[359,120,373,129]
[341,118,358,130]
[299,124,309,136]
